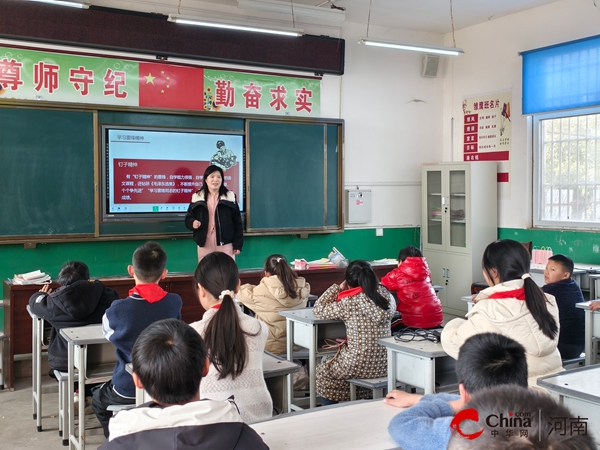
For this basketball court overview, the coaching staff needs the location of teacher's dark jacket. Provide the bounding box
[184,190,244,251]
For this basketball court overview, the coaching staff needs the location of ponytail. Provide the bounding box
[523,276,558,340]
[483,240,558,340]
[264,254,298,299]
[194,252,256,380]
[345,260,390,311]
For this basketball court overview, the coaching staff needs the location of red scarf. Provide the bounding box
[337,286,363,301]
[128,284,168,303]
[488,287,526,300]
[211,303,221,310]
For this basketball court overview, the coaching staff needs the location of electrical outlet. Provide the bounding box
[376,228,384,237]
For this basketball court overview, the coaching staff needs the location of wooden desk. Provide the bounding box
[537,364,600,445]
[279,308,346,410]
[575,301,600,366]
[250,399,402,450]
[377,335,457,396]
[2,264,394,389]
[60,324,114,450]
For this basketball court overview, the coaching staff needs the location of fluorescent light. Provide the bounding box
[358,38,463,56]
[168,14,303,37]
[238,0,345,23]
[26,0,89,8]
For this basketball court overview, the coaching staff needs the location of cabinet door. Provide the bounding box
[444,253,474,315]
[445,167,470,254]
[424,253,448,308]
[423,168,444,251]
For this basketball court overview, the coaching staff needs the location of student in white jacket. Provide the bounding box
[441,239,564,389]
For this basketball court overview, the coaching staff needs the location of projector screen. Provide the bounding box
[101,125,244,222]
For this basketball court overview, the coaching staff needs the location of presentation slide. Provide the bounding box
[105,128,244,215]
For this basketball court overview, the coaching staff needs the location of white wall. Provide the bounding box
[336,22,445,229]
[442,0,600,229]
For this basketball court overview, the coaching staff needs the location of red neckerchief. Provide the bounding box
[128,284,168,304]
[337,286,363,301]
[488,287,526,300]
[211,304,221,310]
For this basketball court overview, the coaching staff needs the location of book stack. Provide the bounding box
[306,258,336,269]
[12,270,51,285]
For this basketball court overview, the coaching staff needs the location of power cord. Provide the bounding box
[394,328,443,343]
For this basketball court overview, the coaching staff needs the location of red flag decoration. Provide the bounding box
[138,62,204,110]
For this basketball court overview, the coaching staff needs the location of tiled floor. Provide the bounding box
[0,377,106,450]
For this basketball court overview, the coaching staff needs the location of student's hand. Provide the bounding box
[448,397,467,414]
[590,301,600,312]
[38,284,52,294]
[233,249,241,255]
[192,220,201,229]
[339,280,347,290]
[383,390,423,408]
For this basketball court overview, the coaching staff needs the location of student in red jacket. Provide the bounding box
[381,246,443,330]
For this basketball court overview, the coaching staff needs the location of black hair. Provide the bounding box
[216,140,225,148]
[482,239,558,340]
[131,319,207,406]
[548,254,574,276]
[345,260,390,310]
[447,385,596,450]
[57,261,90,286]
[398,245,423,262]
[194,252,256,380]
[132,241,167,284]
[456,332,528,394]
[200,164,229,198]
[264,254,298,299]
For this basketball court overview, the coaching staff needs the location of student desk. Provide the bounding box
[575,302,600,366]
[279,308,346,410]
[60,324,114,450]
[126,352,300,414]
[377,336,457,396]
[537,364,600,445]
[460,295,474,312]
[250,399,402,450]
[2,265,394,390]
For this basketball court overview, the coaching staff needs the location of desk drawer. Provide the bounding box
[292,321,346,350]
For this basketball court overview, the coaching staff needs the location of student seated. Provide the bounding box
[313,260,395,403]
[441,239,564,388]
[385,332,528,450]
[541,254,585,359]
[92,242,183,438]
[190,252,273,423]
[238,254,310,355]
[99,319,269,449]
[28,261,119,381]
[447,385,596,450]
[381,246,443,330]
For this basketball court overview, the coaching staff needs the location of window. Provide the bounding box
[523,35,600,229]
[533,108,600,228]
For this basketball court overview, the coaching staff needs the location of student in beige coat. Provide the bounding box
[441,240,564,389]
[238,254,310,355]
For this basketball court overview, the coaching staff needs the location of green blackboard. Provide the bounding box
[0,107,95,237]
[247,120,342,231]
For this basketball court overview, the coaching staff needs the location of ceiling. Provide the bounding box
[92,0,565,34]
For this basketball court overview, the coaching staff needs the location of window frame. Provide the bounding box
[533,105,600,230]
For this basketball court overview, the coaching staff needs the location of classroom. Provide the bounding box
[2,0,600,449]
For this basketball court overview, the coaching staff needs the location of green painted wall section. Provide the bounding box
[0,228,419,285]
[498,228,600,264]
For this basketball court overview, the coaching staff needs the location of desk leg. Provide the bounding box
[31,316,37,421]
[592,278,598,301]
[68,342,75,450]
[285,318,293,414]
[35,318,43,431]
[387,348,396,394]
[77,344,86,450]
[424,358,435,395]
[585,310,592,367]
[309,324,317,409]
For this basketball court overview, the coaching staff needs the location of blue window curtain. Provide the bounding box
[522,35,600,114]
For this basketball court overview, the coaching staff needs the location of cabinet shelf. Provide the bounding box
[450,193,466,197]
[429,193,442,196]
[450,220,466,224]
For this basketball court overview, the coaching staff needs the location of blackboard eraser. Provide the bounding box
[297,233,309,239]
[24,242,37,249]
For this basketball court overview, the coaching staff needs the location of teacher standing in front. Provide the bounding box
[184,165,243,261]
